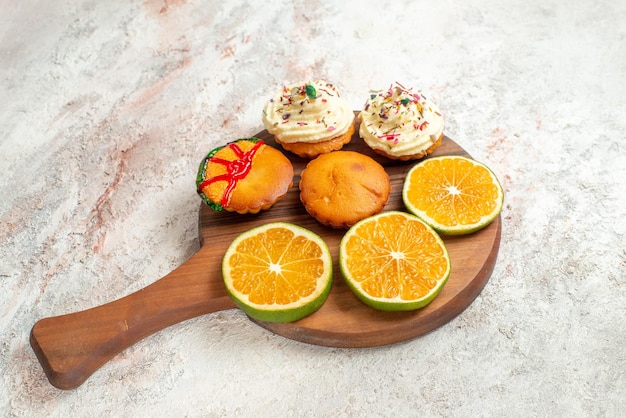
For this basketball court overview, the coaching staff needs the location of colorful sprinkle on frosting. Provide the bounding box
[358,82,444,158]
[262,80,353,144]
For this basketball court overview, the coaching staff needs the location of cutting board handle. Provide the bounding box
[30,247,235,390]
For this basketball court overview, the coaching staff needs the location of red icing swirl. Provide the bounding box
[198,140,265,207]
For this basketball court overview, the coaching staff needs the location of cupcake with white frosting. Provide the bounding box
[358,83,444,160]
[262,80,355,159]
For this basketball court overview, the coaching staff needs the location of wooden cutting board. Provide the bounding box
[31,117,501,390]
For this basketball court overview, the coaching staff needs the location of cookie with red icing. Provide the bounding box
[196,138,294,214]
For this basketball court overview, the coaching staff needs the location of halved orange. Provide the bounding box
[402,155,503,235]
[222,222,333,322]
[339,211,451,311]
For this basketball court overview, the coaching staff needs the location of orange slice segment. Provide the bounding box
[402,155,504,235]
[222,222,333,322]
[339,211,450,311]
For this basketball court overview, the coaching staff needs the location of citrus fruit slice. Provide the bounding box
[222,222,333,322]
[402,155,504,235]
[339,211,451,311]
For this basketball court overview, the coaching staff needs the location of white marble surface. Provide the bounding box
[2,0,625,416]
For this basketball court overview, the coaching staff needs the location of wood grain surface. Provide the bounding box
[30,116,501,389]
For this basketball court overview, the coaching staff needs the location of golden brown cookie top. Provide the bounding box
[299,151,390,228]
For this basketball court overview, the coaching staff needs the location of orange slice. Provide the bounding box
[339,211,450,311]
[402,155,504,235]
[222,222,333,322]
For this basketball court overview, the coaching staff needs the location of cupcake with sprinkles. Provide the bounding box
[196,138,294,214]
[358,82,444,161]
[262,80,355,159]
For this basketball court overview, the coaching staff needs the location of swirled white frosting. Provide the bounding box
[262,80,354,144]
[358,83,444,158]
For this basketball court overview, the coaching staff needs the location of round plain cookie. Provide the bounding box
[299,151,390,229]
